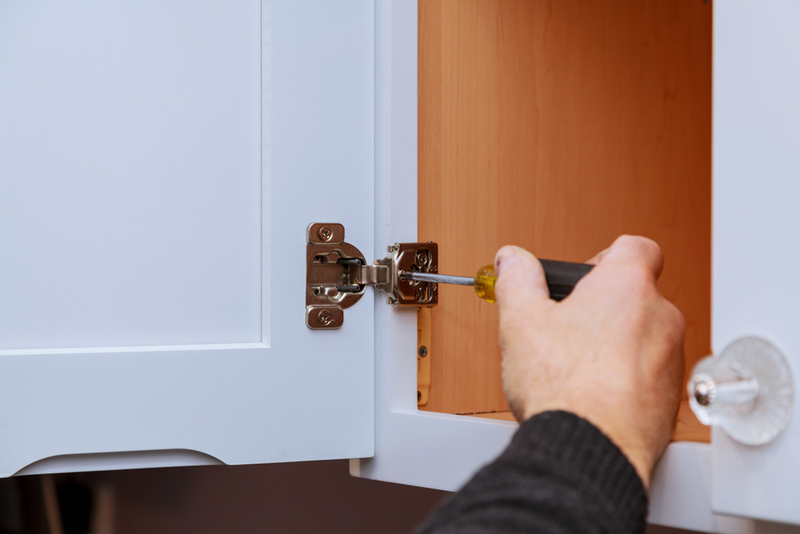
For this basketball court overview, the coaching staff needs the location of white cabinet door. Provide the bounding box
[712,0,800,524]
[0,0,375,476]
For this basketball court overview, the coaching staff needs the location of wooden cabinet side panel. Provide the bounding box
[418,0,712,440]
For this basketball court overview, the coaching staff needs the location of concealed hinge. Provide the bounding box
[306,223,438,329]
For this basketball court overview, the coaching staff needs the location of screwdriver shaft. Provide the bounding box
[402,259,592,303]
[400,271,474,286]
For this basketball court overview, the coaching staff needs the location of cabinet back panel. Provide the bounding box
[418,0,711,442]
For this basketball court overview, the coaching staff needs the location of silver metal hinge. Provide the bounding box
[306,223,438,329]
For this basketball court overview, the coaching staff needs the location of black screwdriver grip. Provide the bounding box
[539,259,593,301]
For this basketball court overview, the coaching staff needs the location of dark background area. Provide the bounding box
[0,460,696,534]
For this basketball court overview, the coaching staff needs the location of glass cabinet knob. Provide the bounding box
[687,336,794,445]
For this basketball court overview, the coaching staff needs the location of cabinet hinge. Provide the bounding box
[306,223,438,329]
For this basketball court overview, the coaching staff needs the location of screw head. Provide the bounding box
[416,250,428,266]
[418,345,428,357]
[318,226,333,242]
[317,309,333,326]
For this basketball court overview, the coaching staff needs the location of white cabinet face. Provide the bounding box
[0,0,375,476]
[712,0,800,524]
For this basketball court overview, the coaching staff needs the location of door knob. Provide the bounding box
[687,337,794,445]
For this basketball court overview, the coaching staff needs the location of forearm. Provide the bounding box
[416,411,648,534]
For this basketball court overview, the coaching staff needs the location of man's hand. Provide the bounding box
[494,236,685,488]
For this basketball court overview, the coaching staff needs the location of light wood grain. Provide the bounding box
[456,401,710,443]
[459,411,517,422]
[418,0,712,443]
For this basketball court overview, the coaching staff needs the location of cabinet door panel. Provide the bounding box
[1,2,263,350]
[0,0,374,476]
[713,0,800,524]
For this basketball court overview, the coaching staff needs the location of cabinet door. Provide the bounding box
[0,0,374,476]
[712,0,800,524]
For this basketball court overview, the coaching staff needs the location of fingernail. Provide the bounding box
[495,246,519,276]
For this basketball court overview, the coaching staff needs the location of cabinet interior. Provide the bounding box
[417,0,712,443]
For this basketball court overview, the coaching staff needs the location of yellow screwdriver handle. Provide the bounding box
[474,264,497,303]
[472,260,593,303]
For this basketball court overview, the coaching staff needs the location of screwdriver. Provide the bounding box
[399,259,594,303]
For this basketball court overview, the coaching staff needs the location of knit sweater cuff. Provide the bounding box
[511,410,648,532]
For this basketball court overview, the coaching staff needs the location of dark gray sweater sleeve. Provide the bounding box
[415,411,648,534]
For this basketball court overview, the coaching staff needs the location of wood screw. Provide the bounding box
[317,309,332,326]
[318,226,333,242]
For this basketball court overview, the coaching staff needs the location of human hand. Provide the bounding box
[494,236,685,488]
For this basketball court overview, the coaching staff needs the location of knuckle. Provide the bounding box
[613,235,664,269]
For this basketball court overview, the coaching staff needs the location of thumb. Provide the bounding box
[494,246,551,313]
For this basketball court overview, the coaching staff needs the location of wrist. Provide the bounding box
[521,405,653,488]
[575,416,654,488]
